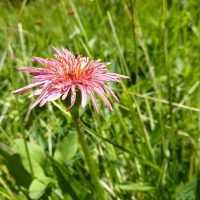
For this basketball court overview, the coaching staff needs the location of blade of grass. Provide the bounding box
[160,0,177,183]
[107,11,130,76]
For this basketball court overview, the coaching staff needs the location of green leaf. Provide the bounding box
[29,177,52,200]
[118,182,155,191]
[7,154,32,188]
[13,139,47,167]
[54,132,78,164]
[0,142,32,188]
[174,178,196,200]
[50,158,89,200]
[12,139,48,177]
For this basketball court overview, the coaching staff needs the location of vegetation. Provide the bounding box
[0,0,200,199]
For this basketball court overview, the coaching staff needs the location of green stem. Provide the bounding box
[71,111,106,200]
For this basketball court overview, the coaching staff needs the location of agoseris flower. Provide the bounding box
[13,47,128,112]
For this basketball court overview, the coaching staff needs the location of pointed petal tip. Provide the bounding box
[18,67,29,72]
[31,56,43,63]
[31,56,37,60]
[109,106,113,112]
[51,46,60,55]
[30,104,35,110]
[121,75,129,79]
[12,90,18,95]
[12,89,25,95]
[114,97,120,103]
[93,105,99,113]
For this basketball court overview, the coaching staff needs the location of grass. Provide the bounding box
[0,0,200,199]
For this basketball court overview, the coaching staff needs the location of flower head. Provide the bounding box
[13,47,128,112]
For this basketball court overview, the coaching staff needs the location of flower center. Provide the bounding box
[68,70,74,80]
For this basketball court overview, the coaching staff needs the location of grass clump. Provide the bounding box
[0,0,200,199]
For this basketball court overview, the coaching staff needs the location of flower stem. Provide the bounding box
[71,111,106,200]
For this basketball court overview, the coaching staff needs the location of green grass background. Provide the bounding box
[0,0,200,199]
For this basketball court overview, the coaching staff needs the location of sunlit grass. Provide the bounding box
[0,0,200,199]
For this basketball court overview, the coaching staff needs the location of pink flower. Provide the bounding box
[13,47,128,112]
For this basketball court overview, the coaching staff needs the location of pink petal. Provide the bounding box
[30,91,48,110]
[92,87,113,111]
[103,85,119,102]
[67,85,76,111]
[87,88,99,113]
[28,89,43,98]
[51,46,60,55]
[39,100,47,107]
[78,84,87,108]
[19,67,48,75]
[46,91,62,101]
[33,74,56,81]
[89,82,119,103]
[62,86,71,100]
[109,73,129,79]
[12,81,46,94]
[31,57,48,66]
[39,91,62,107]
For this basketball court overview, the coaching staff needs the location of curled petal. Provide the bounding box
[92,86,113,111]
[78,84,87,108]
[103,85,119,102]
[67,85,76,111]
[39,91,62,107]
[28,89,43,98]
[62,86,70,100]
[87,88,99,113]
[30,91,48,110]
